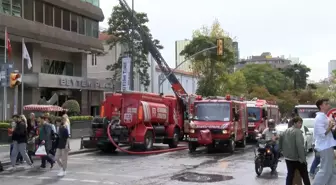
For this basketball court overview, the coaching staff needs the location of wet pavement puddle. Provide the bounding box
[171,172,233,183]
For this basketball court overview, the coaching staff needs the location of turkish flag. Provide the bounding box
[5,29,12,59]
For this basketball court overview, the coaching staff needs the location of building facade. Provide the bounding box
[328,60,336,78]
[235,52,291,70]
[175,39,191,72]
[0,0,107,119]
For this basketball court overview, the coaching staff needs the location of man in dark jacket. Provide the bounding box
[38,116,55,169]
[8,115,33,170]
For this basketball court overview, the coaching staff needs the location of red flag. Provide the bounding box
[5,29,12,59]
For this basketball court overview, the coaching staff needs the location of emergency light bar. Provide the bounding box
[206,95,243,101]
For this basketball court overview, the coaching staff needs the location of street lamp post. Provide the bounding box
[294,69,300,90]
[130,0,135,90]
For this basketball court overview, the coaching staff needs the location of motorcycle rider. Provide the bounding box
[261,119,280,165]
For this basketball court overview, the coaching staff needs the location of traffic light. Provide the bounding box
[10,73,21,88]
[217,38,224,56]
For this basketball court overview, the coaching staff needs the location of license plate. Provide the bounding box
[188,138,198,141]
[259,144,266,148]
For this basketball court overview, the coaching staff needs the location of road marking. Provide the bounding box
[61,178,77,181]
[37,176,52,180]
[80,179,100,183]
[17,175,33,179]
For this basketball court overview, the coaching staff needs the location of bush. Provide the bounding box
[0,122,10,129]
[69,116,93,122]
[62,100,80,116]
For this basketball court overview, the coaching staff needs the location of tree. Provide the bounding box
[277,91,298,116]
[247,86,275,100]
[219,71,247,96]
[281,64,311,89]
[106,5,163,90]
[240,64,289,95]
[180,19,236,96]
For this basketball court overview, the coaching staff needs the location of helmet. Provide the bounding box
[268,119,275,128]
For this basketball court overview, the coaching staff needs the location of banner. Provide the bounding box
[121,57,131,91]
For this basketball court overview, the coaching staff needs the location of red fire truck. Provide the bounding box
[87,0,194,153]
[246,99,279,140]
[187,95,248,153]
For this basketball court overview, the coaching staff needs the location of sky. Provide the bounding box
[100,0,336,82]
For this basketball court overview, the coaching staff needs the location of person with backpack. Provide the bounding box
[38,115,55,169]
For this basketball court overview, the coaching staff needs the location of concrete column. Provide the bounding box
[80,90,89,115]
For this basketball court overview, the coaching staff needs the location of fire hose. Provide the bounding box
[107,122,188,154]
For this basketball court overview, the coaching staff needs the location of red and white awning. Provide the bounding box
[23,104,66,112]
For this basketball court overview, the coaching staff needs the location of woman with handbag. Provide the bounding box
[55,117,70,176]
[27,117,39,163]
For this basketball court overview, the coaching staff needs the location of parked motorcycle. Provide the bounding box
[254,133,279,176]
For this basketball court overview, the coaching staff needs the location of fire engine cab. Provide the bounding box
[187,95,248,153]
[246,98,279,140]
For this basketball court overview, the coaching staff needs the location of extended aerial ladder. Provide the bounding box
[118,0,188,102]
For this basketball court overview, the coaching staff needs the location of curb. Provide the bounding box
[1,148,98,168]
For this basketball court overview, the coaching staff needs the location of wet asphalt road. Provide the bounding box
[0,144,315,185]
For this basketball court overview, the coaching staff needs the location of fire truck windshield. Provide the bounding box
[193,102,230,121]
[296,108,318,118]
[247,107,261,122]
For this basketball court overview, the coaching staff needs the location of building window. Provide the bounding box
[91,54,97,66]
[41,59,73,76]
[78,16,85,34]
[34,0,43,23]
[62,10,70,31]
[1,0,10,15]
[92,21,99,38]
[70,13,78,33]
[44,3,53,26]
[12,0,22,17]
[54,7,61,28]
[23,0,33,20]
[85,18,92,37]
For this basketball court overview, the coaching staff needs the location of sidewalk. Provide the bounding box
[0,138,97,167]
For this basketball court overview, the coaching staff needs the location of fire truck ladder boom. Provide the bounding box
[118,0,187,98]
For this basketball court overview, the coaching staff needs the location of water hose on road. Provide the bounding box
[107,123,188,154]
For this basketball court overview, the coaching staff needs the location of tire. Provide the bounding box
[142,131,154,151]
[227,138,235,153]
[255,157,263,176]
[100,144,117,153]
[169,128,180,148]
[188,142,197,153]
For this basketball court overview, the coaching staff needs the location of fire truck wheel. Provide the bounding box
[188,142,197,153]
[143,131,154,151]
[169,128,180,148]
[227,139,235,153]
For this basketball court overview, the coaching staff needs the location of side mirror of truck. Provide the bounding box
[234,113,239,121]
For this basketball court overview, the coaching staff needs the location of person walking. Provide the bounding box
[38,115,55,169]
[279,116,310,185]
[27,117,39,164]
[312,98,336,185]
[9,115,23,164]
[55,117,70,176]
[8,115,34,171]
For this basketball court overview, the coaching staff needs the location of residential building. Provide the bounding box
[236,52,291,70]
[175,39,192,72]
[288,55,300,64]
[0,0,105,119]
[328,60,336,77]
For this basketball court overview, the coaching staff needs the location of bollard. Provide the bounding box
[80,136,84,149]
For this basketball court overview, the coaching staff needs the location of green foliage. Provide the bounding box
[69,116,93,122]
[0,122,10,129]
[106,5,163,90]
[181,19,237,96]
[240,64,289,95]
[62,100,80,116]
[280,64,311,89]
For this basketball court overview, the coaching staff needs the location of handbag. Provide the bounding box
[35,145,47,156]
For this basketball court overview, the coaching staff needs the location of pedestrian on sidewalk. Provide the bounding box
[38,115,55,169]
[279,116,310,185]
[9,115,23,164]
[55,117,70,176]
[312,98,336,185]
[8,115,34,171]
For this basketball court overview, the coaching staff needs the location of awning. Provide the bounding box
[23,104,67,112]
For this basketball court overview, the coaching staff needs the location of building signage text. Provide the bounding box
[59,78,112,89]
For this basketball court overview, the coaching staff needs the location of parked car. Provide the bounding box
[301,118,314,152]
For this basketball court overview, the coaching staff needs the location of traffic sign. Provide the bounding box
[327,108,336,118]
[0,63,13,87]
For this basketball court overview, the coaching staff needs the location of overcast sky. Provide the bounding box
[100,0,336,81]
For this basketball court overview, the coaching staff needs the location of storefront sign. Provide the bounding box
[59,78,112,90]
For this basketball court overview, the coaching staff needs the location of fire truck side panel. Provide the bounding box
[163,97,182,138]
[130,123,152,144]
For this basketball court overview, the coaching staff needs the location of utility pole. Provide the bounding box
[130,0,135,90]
